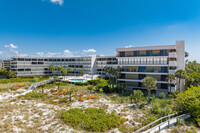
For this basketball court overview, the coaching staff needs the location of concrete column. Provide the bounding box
[176,41,185,91]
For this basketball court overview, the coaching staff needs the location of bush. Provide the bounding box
[159,93,165,99]
[0,88,9,92]
[23,92,46,99]
[61,108,122,132]
[75,82,89,86]
[88,80,99,86]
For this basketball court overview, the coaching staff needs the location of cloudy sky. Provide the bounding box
[0,0,200,61]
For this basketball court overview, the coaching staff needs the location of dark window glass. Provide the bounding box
[134,51,139,56]
[119,52,125,57]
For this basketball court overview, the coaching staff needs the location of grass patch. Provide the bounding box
[0,88,9,92]
[22,92,47,100]
[61,108,123,132]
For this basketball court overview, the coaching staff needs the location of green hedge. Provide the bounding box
[61,108,122,132]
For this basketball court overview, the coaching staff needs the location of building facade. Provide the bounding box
[116,41,185,94]
[10,56,96,77]
[0,60,11,69]
[7,41,185,93]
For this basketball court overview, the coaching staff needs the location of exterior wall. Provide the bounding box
[0,60,11,69]
[10,57,93,77]
[7,41,185,93]
[116,41,185,94]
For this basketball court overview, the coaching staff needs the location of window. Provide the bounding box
[160,50,167,56]
[146,50,152,56]
[134,51,139,57]
[119,52,125,57]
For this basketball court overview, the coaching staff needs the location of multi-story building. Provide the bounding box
[8,41,185,94]
[116,41,185,95]
[10,56,97,77]
[96,56,117,75]
[0,60,11,69]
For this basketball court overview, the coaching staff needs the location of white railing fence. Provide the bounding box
[134,111,190,133]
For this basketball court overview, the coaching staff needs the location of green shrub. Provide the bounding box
[0,88,9,92]
[159,93,165,99]
[75,82,89,86]
[23,92,46,99]
[61,108,122,132]
[88,80,99,86]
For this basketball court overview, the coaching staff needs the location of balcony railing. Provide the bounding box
[121,68,168,73]
[118,61,168,65]
[117,53,168,57]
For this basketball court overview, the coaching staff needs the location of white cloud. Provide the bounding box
[19,54,28,57]
[4,44,18,49]
[125,45,133,48]
[50,0,63,5]
[46,52,61,57]
[36,52,45,56]
[0,51,3,55]
[83,48,96,53]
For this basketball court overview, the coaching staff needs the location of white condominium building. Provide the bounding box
[10,56,97,77]
[116,41,185,94]
[7,41,185,93]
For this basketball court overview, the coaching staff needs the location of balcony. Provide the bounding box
[169,70,176,74]
[118,61,168,66]
[120,68,168,74]
[169,61,177,66]
[169,52,177,58]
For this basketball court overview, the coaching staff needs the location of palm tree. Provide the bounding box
[79,69,84,76]
[67,67,73,76]
[175,69,186,91]
[166,74,175,93]
[61,69,67,80]
[142,77,157,104]
[112,67,121,88]
[56,66,64,76]
[49,65,55,76]
[185,51,189,58]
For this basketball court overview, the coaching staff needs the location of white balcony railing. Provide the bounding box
[169,52,177,58]
[169,61,177,66]
[169,70,176,74]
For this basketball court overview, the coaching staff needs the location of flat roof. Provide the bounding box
[116,45,176,52]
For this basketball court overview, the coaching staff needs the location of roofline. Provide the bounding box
[116,44,176,52]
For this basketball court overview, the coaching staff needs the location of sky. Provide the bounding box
[0,0,200,61]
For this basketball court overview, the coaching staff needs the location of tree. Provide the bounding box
[175,69,186,91]
[55,81,62,91]
[68,89,73,101]
[96,78,108,91]
[185,61,200,73]
[87,86,93,93]
[166,74,175,93]
[61,69,67,76]
[133,90,143,103]
[129,94,134,103]
[39,84,46,93]
[111,67,121,88]
[7,70,17,78]
[49,65,55,76]
[56,66,64,76]
[185,51,189,58]
[142,77,157,104]
[104,66,112,87]
[67,67,73,76]
[185,72,200,88]
[79,69,84,75]
[119,83,126,93]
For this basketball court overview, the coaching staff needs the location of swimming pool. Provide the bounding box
[68,79,86,82]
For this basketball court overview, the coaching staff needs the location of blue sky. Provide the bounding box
[0,0,200,61]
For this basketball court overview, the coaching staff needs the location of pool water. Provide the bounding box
[68,79,86,82]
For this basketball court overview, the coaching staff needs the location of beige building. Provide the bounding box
[115,41,185,95]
